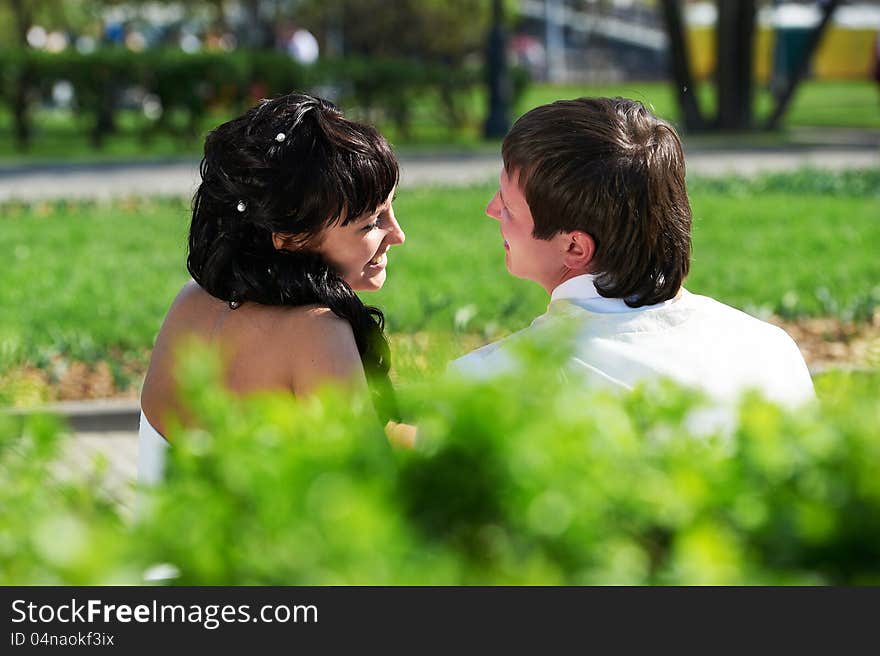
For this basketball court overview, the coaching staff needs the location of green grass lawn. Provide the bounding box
[1,80,877,165]
[519,79,880,130]
[1,169,878,397]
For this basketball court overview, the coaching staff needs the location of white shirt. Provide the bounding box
[451,275,815,408]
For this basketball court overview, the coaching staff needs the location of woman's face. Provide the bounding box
[315,190,405,291]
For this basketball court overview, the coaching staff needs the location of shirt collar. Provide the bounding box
[550,274,605,303]
[549,274,679,314]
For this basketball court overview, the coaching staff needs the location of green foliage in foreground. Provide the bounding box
[2,345,879,585]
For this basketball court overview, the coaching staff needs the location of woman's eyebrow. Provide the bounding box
[357,205,385,223]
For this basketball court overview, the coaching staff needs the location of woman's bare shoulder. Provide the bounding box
[274,305,357,346]
[166,280,219,316]
[276,306,365,394]
[165,283,352,343]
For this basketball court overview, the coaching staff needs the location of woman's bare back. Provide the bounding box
[140,281,365,436]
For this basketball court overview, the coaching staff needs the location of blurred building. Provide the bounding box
[516,0,667,82]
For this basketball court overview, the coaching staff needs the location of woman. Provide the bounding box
[139,92,406,483]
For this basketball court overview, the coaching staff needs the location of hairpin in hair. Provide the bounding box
[236,201,246,213]
[275,132,286,143]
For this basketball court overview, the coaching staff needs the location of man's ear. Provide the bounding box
[562,231,595,272]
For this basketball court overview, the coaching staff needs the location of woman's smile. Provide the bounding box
[367,252,387,269]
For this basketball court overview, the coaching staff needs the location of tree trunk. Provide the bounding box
[210,0,227,26]
[9,0,33,150]
[91,91,117,149]
[484,0,511,139]
[658,0,706,132]
[715,0,756,131]
[764,0,841,130]
[243,0,272,49]
[10,0,29,45]
[12,70,31,150]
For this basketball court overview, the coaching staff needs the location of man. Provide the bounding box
[452,97,814,407]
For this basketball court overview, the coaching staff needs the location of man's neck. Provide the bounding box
[544,268,590,296]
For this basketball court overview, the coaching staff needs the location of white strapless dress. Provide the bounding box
[138,411,169,485]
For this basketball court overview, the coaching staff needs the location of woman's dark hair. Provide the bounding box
[502,97,691,307]
[188,92,399,421]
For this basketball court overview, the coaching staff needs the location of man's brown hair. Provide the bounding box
[502,97,691,307]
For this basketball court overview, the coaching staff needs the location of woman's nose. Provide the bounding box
[387,215,405,245]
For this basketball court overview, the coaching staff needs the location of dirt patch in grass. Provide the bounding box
[54,361,130,400]
[772,313,880,372]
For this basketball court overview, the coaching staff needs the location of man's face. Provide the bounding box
[486,168,569,294]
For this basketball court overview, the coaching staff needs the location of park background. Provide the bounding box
[1,0,879,585]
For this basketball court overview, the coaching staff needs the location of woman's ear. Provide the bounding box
[272,232,291,251]
[561,230,596,272]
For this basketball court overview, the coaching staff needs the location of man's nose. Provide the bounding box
[486,192,502,221]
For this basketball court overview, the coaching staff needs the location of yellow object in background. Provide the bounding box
[685,26,876,81]
[813,28,876,78]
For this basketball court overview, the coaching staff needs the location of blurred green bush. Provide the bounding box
[0,48,530,151]
[2,344,878,585]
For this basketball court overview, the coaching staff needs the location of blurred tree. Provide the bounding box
[715,0,756,131]
[7,0,31,47]
[92,0,231,30]
[296,0,522,140]
[239,0,274,48]
[297,0,490,65]
[3,0,68,148]
[484,0,511,138]
[659,0,704,130]
[658,0,842,132]
[2,0,81,45]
